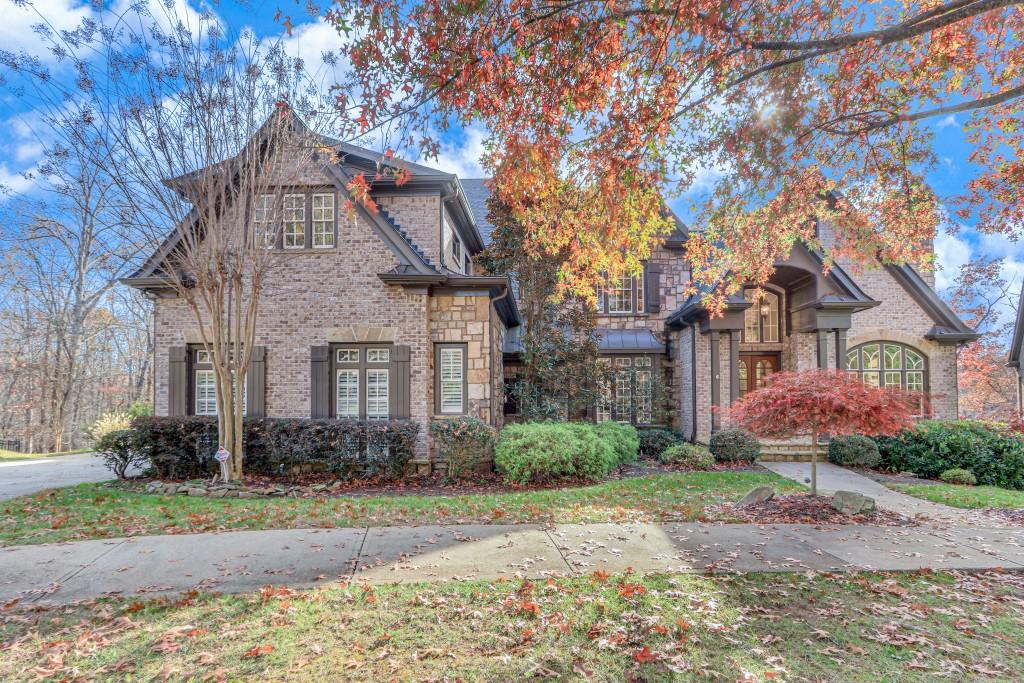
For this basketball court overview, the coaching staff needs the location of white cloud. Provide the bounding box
[935,229,971,291]
[0,163,36,195]
[432,126,488,178]
[277,20,350,85]
[935,114,959,129]
[0,0,93,62]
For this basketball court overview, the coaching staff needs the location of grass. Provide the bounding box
[0,448,90,461]
[1,570,1021,681]
[888,482,1024,509]
[0,471,801,547]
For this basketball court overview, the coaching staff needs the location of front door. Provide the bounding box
[738,354,779,396]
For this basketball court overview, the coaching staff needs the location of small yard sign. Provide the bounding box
[215,446,230,481]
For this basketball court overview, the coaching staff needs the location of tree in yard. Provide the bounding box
[727,369,919,495]
[3,5,342,476]
[329,0,1023,308]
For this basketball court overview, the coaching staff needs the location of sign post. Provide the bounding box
[215,445,230,482]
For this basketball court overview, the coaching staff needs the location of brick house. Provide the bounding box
[124,120,979,468]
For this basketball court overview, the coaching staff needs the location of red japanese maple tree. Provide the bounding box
[727,369,920,495]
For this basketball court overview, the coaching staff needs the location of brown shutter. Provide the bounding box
[646,263,662,314]
[310,346,330,418]
[168,346,188,416]
[389,345,411,419]
[246,346,266,418]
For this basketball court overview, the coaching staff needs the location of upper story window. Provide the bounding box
[742,288,780,343]
[442,215,466,273]
[252,190,337,251]
[599,275,645,314]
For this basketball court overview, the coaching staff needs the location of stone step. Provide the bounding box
[757,453,819,462]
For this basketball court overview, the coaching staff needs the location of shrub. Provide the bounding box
[659,442,713,469]
[828,435,881,468]
[709,429,760,462]
[594,422,640,465]
[127,402,154,418]
[494,422,617,485]
[940,468,977,486]
[95,429,146,479]
[638,428,681,459]
[131,417,419,480]
[88,412,131,443]
[430,417,497,481]
[874,420,1024,490]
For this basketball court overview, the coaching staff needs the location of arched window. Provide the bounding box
[845,342,927,393]
[742,289,780,343]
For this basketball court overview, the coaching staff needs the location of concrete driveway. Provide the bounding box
[0,453,121,500]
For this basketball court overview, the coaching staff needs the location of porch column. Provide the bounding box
[816,329,829,369]
[835,329,847,370]
[710,331,721,432]
[729,330,740,404]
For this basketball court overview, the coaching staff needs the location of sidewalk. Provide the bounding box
[3,520,1023,606]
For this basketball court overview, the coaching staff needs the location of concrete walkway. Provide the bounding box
[0,453,141,501]
[2,520,1023,606]
[760,461,993,526]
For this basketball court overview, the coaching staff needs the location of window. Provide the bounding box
[283,194,305,249]
[443,216,465,273]
[312,193,335,248]
[846,341,927,413]
[599,274,645,314]
[190,347,245,416]
[742,288,780,343]
[436,344,467,414]
[596,355,657,425]
[332,346,392,420]
[253,194,276,247]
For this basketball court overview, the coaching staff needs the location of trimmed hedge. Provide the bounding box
[709,429,760,462]
[594,422,640,465]
[874,420,1024,490]
[659,442,714,469]
[940,468,977,486]
[828,435,881,468]
[131,416,420,480]
[494,422,619,485]
[638,428,681,459]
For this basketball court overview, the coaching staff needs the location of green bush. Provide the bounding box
[874,420,1024,490]
[131,417,419,480]
[430,417,497,481]
[828,435,881,468]
[709,429,760,462]
[659,442,713,469]
[95,429,147,479]
[638,428,681,459]
[940,468,977,486]
[494,422,618,485]
[594,422,640,465]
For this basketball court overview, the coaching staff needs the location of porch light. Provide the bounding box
[759,302,771,317]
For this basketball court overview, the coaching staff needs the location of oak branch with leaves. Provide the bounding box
[726,369,919,495]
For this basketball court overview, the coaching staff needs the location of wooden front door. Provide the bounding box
[738,354,779,396]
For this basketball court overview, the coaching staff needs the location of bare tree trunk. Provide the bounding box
[810,427,819,496]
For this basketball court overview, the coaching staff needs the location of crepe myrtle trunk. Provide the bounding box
[811,426,819,497]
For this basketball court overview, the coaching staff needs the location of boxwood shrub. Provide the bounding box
[874,420,1024,490]
[659,442,714,469]
[131,416,419,480]
[594,422,640,465]
[940,468,977,486]
[494,422,618,485]
[709,429,760,462]
[638,428,681,459]
[827,435,881,468]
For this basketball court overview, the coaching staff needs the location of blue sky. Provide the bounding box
[2,0,1021,323]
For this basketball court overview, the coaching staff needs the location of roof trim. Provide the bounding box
[1008,287,1024,366]
[883,263,979,344]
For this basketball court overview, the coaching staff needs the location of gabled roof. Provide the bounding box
[1009,288,1024,368]
[883,263,979,343]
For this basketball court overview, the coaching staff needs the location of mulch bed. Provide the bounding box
[706,493,918,526]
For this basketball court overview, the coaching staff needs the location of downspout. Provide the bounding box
[690,324,698,443]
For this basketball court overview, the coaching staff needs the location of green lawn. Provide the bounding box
[0,448,90,461]
[888,482,1024,509]
[1,570,1020,681]
[0,471,801,547]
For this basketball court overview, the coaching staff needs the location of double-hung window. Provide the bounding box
[190,348,246,416]
[435,344,467,414]
[282,194,305,249]
[312,193,335,248]
[253,194,276,248]
[599,275,645,314]
[333,346,391,420]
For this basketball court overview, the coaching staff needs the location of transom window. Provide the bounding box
[282,194,305,249]
[597,355,655,424]
[742,288,780,343]
[600,275,645,314]
[312,193,335,248]
[332,346,392,420]
[845,342,926,393]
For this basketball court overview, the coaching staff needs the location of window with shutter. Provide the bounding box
[436,344,467,414]
[330,344,395,419]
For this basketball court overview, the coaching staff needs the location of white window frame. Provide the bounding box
[437,344,466,414]
[312,193,335,249]
[253,194,276,248]
[282,193,305,249]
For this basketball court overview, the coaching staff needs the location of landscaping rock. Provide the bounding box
[145,481,163,493]
[736,486,775,508]
[830,490,876,515]
[161,484,178,495]
[185,487,208,497]
[209,488,228,498]
[237,491,256,499]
